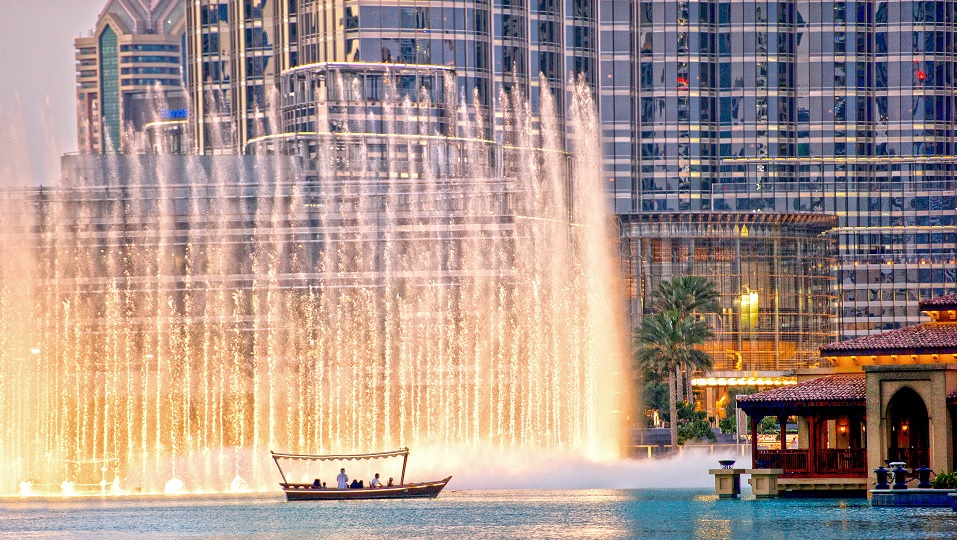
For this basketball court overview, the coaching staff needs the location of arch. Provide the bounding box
[886,386,930,467]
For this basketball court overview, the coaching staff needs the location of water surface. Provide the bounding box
[1,489,955,539]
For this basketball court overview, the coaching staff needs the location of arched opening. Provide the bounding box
[887,387,930,467]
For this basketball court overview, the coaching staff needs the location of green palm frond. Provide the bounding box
[634,309,714,377]
[652,275,720,316]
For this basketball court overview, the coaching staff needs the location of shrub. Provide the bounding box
[676,401,716,444]
[931,471,957,489]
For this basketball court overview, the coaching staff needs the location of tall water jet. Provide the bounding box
[0,75,627,494]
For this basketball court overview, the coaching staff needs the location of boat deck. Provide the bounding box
[280,476,452,501]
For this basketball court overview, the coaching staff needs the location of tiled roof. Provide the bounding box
[919,293,957,311]
[737,375,866,407]
[820,322,957,356]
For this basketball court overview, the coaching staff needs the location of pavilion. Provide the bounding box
[737,293,957,495]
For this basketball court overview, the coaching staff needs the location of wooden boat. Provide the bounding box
[271,448,452,501]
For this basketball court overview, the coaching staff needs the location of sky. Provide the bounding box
[0,1,102,186]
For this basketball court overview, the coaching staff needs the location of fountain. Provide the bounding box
[0,80,627,494]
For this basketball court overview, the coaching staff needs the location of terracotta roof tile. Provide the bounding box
[820,322,957,356]
[919,293,957,310]
[737,375,866,406]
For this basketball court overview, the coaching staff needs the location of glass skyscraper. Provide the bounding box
[618,0,957,339]
[182,0,957,340]
[186,0,599,153]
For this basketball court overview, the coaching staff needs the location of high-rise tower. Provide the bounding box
[75,0,187,154]
[185,0,599,154]
[621,0,957,340]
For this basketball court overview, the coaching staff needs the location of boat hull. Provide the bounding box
[280,476,452,501]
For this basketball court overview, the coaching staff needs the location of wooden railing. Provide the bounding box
[754,449,809,474]
[888,448,930,468]
[817,449,867,474]
[754,448,866,476]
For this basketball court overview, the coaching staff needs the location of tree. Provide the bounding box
[635,309,713,448]
[676,401,717,444]
[652,275,720,318]
[642,380,669,426]
[650,276,719,403]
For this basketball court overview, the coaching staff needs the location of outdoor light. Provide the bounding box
[839,424,847,435]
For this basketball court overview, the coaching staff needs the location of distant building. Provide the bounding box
[75,0,187,154]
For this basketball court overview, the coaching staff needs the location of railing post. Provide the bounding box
[750,415,760,468]
[778,414,788,451]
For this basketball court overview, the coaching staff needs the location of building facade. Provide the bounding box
[619,0,957,339]
[185,0,600,154]
[737,293,957,495]
[75,0,188,154]
[621,212,837,420]
[621,212,837,373]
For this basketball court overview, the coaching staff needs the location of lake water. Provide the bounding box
[2,489,956,539]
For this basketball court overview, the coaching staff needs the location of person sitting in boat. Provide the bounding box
[349,479,364,488]
[388,477,394,487]
[311,478,322,489]
[337,468,349,489]
[370,473,382,488]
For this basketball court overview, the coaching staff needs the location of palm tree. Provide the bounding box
[651,275,719,401]
[652,275,720,317]
[636,275,718,447]
[635,310,714,449]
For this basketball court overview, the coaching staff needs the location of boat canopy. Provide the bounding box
[270,448,411,485]
[271,448,409,461]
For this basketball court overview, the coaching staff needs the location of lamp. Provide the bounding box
[839,424,847,435]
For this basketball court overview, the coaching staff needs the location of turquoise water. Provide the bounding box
[1,490,956,539]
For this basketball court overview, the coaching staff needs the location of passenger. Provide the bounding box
[350,479,359,489]
[311,478,322,489]
[337,468,349,489]
[322,482,327,488]
[388,477,395,487]
[370,473,382,488]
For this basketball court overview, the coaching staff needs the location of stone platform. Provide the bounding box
[871,489,957,507]
[777,477,868,498]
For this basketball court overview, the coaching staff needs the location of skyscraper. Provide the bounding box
[75,0,187,154]
[619,0,957,340]
[185,0,599,154]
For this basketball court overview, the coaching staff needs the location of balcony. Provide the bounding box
[754,448,867,477]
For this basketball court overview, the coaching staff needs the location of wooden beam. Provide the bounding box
[750,416,759,468]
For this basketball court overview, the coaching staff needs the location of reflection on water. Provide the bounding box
[1,490,956,539]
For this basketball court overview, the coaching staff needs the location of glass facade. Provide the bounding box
[99,26,120,153]
[187,0,600,153]
[620,212,838,371]
[617,1,957,339]
[187,0,296,153]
